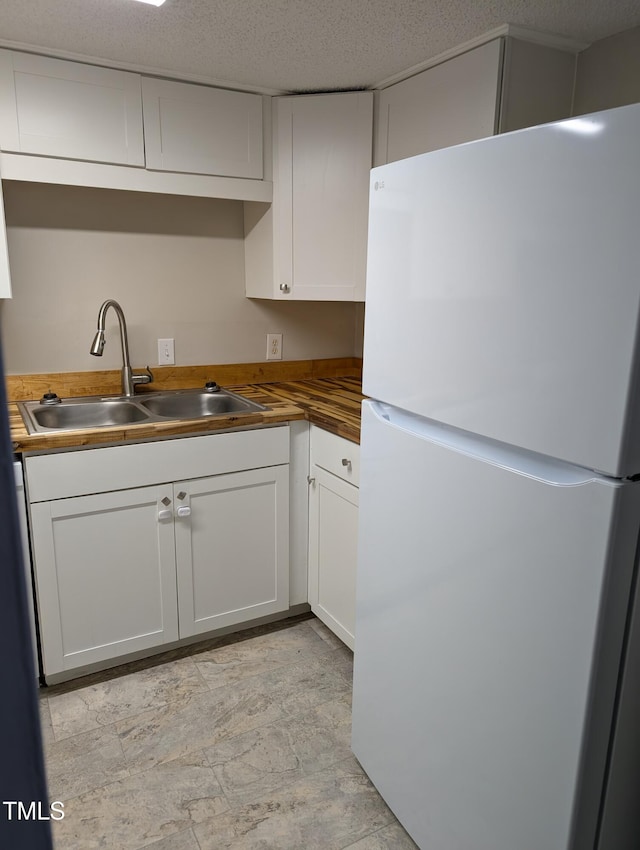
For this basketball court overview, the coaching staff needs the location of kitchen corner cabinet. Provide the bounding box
[25,428,289,679]
[0,49,144,166]
[374,36,576,166]
[245,91,372,301]
[308,426,360,650]
[141,77,263,179]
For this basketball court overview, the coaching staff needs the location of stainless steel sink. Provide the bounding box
[21,399,150,433]
[138,390,264,420]
[18,388,267,434]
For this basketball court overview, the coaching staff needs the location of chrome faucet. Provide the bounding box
[89,299,153,397]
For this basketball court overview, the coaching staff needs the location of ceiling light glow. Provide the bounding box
[130,0,167,6]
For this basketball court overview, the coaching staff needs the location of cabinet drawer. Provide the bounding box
[310,425,360,487]
[25,426,289,502]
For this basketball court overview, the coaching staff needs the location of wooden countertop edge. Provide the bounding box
[10,378,364,452]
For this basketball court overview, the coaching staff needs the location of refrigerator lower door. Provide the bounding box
[352,401,640,850]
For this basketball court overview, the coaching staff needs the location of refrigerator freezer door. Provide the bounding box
[352,401,640,850]
[363,103,640,477]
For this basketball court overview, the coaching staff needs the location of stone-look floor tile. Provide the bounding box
[117,652,351,775]
[307,617,347,650]
[48,657,207,741]
[140,827,202,849]
[334,651,354,689]
[343,822,420,849]
[204,693,352,805]
[193,622,332,690]
[39,694,55,748]
[267,653,352,717]
[51,751,228,850]
[193,756,394,850]
[44,724,130,801]
[116,677,285,774]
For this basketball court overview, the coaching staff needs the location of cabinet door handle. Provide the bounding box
[307,475,315,485]
[279,283,291,293]
[341,458,351,468]
[158,508,173,521]
[176,505,192,518]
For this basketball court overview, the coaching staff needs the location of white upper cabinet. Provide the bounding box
[375,39,503,166]
[0,49,144,166]
[375,36,576,166]
[0,175,12,298]
[245,90,372,301]
[0,49,269,201]
[498,37,576,133]
[141,77,263,178]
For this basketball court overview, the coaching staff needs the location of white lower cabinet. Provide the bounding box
[30,484,180,674]
[175,466,289,638]
[308,426,360,650]
[26,427,289,679]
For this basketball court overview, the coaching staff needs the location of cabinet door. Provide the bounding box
[175,466,289,637]
[274,91,372,300]
[142,77,263,178]
[0,49,144,166]
[375,39,503,165]
[30,485,178,677]
[308,465,359,650]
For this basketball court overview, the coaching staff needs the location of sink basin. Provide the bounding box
[23,399,150,433]
[18,388,267,434]
[138,390,265,420]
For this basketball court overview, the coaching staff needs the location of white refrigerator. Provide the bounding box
[351,103,640,850]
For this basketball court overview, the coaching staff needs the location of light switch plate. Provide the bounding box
[158,338,175,365]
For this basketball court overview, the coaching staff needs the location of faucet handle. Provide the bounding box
[132,366,154,386]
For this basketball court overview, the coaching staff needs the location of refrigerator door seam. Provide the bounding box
[367,400,625,488]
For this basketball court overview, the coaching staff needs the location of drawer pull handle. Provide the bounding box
[341,458,351,468]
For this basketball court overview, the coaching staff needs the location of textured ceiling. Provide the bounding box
[0,0,639,93]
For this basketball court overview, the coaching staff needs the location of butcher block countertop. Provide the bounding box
[8,359,365,453]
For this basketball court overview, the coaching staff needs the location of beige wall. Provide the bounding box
[0,182,363,375]
[574,26,640,116]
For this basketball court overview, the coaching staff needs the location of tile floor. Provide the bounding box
[39,615,418,850]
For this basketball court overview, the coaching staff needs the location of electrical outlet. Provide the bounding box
[266,333,283,360]
[158,338,175,365]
